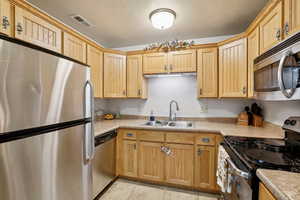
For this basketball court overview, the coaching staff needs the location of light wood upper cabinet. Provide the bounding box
[0,0,11,36]
[165,144,194,186]
[219,38,248,98]
[248,27,260,98]
[143,53,168,74]
[127,55,147,98]
[194,145,216,190]
[87,45,103,98]
[138,141,164,182]
[15,6,62,53]
[284,0,300,37]
[122,140,138,178]
[197,48,218,98]
[103,53,126,98]
[259,1,283,53]
[259,182,276,200]
[168,49,196,73]
[63,32,87,63]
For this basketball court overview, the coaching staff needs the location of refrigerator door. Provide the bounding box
[0,124,92,200]
[0,38,90,134]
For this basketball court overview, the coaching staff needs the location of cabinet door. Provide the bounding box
[194,146,216,190]
[63,32,87,63]
[103,53,126,98]
[248,27,260,98]
[139,142,164,181]
[165,144,194,186]
[284,0,300,37]
[122,140,138,177]
[0,0,11,36]
[219,38,248,97]
[15,6,62,53]
[87,45,103,98]
[168,50,196,73]
[197,48,218,98]
[259,182,276,200]
[143,53,168,74]
[127,55,147,98]
[259,1,282,53]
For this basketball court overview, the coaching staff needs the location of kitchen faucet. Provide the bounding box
[169,100,179,121]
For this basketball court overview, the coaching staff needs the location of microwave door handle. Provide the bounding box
[226,158,250,179]
[278,51,296,98]
[84,81,95,163]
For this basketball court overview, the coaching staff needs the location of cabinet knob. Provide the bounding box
[164,65,168,71]
[197,148,202,156]
[284,23,289,35]
[138,89,141,96]
[242,86,247,94]
[199,88,202,95]
[16,23,23,34]
[2,16,10,30]
[170,64,173,71]
[126,133,133,137]
[276,29,281,41]
[133,143,136,150]
[123,90,126,95]
[202,138,210,143]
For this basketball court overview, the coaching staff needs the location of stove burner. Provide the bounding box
[245,149,292,169]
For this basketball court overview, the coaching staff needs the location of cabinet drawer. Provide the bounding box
[166,132,195,144]
[195,134,216,146]
[122,130,137,140]
[138,131,165,142]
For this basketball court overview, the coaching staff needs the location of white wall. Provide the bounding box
[97,76,252,118]
[257,101,300,126]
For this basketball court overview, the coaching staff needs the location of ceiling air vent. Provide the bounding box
[70,15,93,27]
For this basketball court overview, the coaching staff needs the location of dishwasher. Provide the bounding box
[92,130,117,199]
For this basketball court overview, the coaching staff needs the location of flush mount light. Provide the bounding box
[149,8,176,30]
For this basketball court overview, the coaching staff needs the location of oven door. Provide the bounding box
[224,158,252,200]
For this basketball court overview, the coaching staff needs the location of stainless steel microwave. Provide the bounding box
[254,32,300,101]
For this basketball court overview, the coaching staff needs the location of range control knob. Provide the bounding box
[284,120,291,125]
[290,120,297,126]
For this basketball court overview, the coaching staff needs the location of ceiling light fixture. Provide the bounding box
[149,8,176,30]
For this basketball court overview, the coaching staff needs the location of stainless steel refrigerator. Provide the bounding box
[0,35,94,200]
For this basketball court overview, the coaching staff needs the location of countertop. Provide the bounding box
[94,119,284,138]
[257,169,300,200]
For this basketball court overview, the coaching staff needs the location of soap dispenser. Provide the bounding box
[149,110,155,121]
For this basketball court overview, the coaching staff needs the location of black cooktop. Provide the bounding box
[224,136,300,173]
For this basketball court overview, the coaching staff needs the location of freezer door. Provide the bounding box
[0,38,90,134]
[0,124,92,200]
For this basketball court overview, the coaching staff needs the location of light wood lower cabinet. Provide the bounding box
[15,5,62,53]
[117,129,220,192]
[127,55,147,98]
[197,48,218,98]
[194,145,216,190]
[103,53,126,98]
[138,141,164,182]
[122,140,138,177]
[165,144,194,186]
[219,38,248,98]
[259,182,277,200]
[0,0,11,36]
[87,45,103,98]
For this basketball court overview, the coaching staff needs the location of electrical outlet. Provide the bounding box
[199,105,208,113]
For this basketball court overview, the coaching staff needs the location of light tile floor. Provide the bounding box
[100,179,219,200]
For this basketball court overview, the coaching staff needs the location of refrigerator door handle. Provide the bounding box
[84,80,95,163]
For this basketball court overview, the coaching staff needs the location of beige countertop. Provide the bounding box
[94,119,284,139]
[257,169,300,200]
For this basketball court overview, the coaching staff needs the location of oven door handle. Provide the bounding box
[278,51,296,98]
[226,158,250,180]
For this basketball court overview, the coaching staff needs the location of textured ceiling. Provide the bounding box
[27,0,268,48]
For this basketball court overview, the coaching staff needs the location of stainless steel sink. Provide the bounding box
[143,120,193,128]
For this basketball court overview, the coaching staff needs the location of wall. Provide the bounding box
[257,101,300,126]
[95,76,252,118]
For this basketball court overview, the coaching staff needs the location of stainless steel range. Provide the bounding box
[220,117,300,200]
